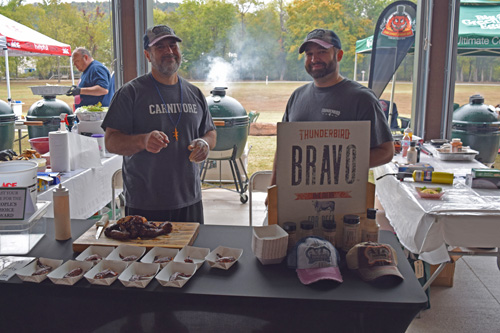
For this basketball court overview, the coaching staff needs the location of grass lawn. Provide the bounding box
[2,79,499,173]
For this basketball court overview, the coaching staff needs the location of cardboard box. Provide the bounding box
[429,262,456,287]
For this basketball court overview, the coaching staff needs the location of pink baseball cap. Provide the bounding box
[287,236,343,285]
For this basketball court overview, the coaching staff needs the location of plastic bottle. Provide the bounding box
[404,125,413,141]
[412,170,454,184]
[407,141,418,164]
[362,208,379,242]
[342,215,360,252]
[53,184,71,240]
[321,219,336,246]
[401,131,411,157]
[283,222,297,252]
[451,138,463,153]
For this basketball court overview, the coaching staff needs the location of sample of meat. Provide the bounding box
[32,260,53,276]
[94,268,118,279]
[104,215,173,240]
[63,267,83,278]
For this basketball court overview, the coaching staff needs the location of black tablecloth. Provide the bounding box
[0,219,427,333]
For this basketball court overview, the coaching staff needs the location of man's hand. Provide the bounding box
[188,138,209,163]
[66,85,81,96]
[0,149,17,161]
[145,130,169,153]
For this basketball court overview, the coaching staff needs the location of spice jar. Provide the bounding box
[342,214,360,252]
[299,220,314,239]
[321,219,336,246]
[283,222,297,252]
[362,208,379,242]
[451,138,463,153]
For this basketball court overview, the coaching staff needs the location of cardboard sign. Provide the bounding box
[0,187,35,220]
[276,121,370,228]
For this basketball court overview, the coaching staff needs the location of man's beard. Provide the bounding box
[305,59,336,79]
[154,54,181,76]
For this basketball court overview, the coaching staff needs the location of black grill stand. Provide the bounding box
[200,145,249,203]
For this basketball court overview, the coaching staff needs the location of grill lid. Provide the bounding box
[207,87,247,118]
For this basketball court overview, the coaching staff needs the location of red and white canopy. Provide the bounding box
[0,13,71,57]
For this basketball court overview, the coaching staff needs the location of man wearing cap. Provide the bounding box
[66,47,113,108]
[102,25,216,223]
[268,28,394,188]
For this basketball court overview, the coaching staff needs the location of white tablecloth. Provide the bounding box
[373,145,500,264]
[37,154,123,219]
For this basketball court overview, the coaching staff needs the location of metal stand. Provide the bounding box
[200,145,249,203]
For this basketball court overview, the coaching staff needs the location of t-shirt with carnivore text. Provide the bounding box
[283,78,393,148]
[101,74,216,211]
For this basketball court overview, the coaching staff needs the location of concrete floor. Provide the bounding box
[202,188,500,333]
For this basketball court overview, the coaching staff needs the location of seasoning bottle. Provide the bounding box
[362,208,379,242]
[412,170,454,184]
[283,222,297,252]
[401,131,411,157]
[407,141,418,164]
[300,220,314,239]
[53,184,71,240]
[321,219,336,246]
[404,125,413,141]
[451,138,463,153]
[342,215,360,252]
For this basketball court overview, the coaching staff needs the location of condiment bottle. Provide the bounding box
[300,220,314,239]
[321,219,336,246]
[53,184,71,240]
[283,222,297,252]
[407,141,418,164]
[451,138,463,153]
[401,131,411,157]
[412,170,454,184]
[342,215,360,252]
[404,125,413,141]
[362,208,379,242]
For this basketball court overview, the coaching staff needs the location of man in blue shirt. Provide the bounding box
[66,47,113,108]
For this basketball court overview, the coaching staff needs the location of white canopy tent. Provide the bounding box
[0,14,74,102]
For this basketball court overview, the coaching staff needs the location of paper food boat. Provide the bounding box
[206,246,243,270]
[47,260,93,286]
[84,260,128,286]
[251,225,288,265]
[174,246,210,269]
[76,245,115,265]
[106,245,146,264]
[118,262,159,288]
[156,261,197,288]
[141,247,179,268]
[416,187,445,199]
[16,258,63,283]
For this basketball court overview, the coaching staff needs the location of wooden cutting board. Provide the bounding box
[72,221,200,253]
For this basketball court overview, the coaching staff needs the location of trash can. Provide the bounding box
[27,96,74,139]
[452,94,500,164]
[0,99,15,151]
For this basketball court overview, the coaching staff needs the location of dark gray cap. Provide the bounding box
[299,28,342,54]
[143,25,182,50]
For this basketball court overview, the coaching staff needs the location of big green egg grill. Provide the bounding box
[201,87,250,203]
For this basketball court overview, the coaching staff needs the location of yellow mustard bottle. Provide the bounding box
[412,170,454,184]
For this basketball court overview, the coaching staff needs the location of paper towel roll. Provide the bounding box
[49,131,71,172]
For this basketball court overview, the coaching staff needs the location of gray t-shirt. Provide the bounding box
[283,78,393,148]
[102,74,216,210]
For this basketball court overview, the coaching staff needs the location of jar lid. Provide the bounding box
[343,214,360,224]
[283,222,296,232]
[300,220,314,230]
[367,208,377,219]
[322,219,336,229]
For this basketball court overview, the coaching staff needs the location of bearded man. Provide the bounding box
[268,28,394,189]
[102,25,216,223]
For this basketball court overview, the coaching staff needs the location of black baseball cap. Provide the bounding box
[143,25,182,50]
[299,28,342,54]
